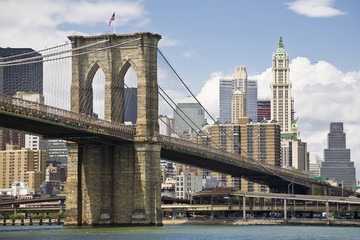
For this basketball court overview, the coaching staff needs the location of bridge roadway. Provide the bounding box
[0,94,341,194]
[0,196,65,207]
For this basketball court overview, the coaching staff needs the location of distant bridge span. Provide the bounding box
[0,93,341,195]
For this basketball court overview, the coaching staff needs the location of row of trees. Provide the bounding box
[0,212,65,219]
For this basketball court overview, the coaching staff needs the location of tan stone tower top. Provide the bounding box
[270,36,291,133]
[68,32,161,142]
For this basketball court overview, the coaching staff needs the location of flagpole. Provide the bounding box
[114,18,116,34]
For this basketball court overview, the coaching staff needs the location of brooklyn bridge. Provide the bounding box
[0,32,345,226]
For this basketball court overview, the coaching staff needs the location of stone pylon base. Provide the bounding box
[64,142,162,226]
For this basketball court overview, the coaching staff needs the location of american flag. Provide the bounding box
[108,13,115,26]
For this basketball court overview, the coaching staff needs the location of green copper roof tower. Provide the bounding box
[276,36,286,57]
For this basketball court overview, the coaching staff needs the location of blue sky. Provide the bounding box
[1,0,360,180]
[143,0,360,91]
[1,0,358,92]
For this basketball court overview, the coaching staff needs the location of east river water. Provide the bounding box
[0,225,359,239]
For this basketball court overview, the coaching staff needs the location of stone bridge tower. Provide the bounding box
[65,32,162,226]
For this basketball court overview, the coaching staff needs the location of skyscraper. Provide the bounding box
[270,36,292,133]
[0,48,43,150]
[124,87,137,125]
[219,79,232,123]
[320,122,356,189]
[47,139,68,166]
[231,89,245,123]
[219,68,258,124]
[247,80,258,123]
[0,48,43,95]
[233,66,248,116]
[173,96,205,136]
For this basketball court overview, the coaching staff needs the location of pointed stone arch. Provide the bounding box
[77,61,106,117]
[66,32,163,227]
[69,32,161,140]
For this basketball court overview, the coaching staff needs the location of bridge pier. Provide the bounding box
[132,142,162,225]
[65,142,162,226]
[64,32,162,226]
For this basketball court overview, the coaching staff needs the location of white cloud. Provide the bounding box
[290,57,360,122]
[286,0,346,18]
[249,67,272,99]
[249,56,360,179]
[183,50,195,59]
[196,72,231,122]
[0,0,149,49]
[159,35,183,47]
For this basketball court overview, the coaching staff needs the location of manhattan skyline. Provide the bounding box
[0,0,359,179]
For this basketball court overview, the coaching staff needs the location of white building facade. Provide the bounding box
[175,171,202,199]
[270,36,292,133]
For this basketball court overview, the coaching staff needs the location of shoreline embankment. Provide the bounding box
[163,218,360,227]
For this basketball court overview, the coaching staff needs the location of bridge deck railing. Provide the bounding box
[160,135,312,183]
[0,94,313,185]
[0,94,135,141]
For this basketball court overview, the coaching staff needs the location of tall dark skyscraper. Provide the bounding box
[219,79,232,123]
[124,87,137,125]
[247,80,258,123]
[0,48,43,150]
[0,48,43,95]
[320,122,356,189]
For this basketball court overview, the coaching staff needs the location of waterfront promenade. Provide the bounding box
[163,218,360,227]
[2,217,360,227]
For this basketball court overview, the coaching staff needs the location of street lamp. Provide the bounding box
[341,180,344,197]
[288,179,294,194]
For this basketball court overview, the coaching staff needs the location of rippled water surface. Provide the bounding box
[1,224,359,240]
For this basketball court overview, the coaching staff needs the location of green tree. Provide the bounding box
[58,212,65,219]
[9,214,24,219]
[45,213,55,219]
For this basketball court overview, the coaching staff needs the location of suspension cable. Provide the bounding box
[157,48,247,155]
[0,39,109,66]
[0,41,73,61]
[157,85,221,149]
[0,38,141,68]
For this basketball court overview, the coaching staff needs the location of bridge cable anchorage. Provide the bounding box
[0,38,141,67]
[157,84,221,149]
[0,41,73,61]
